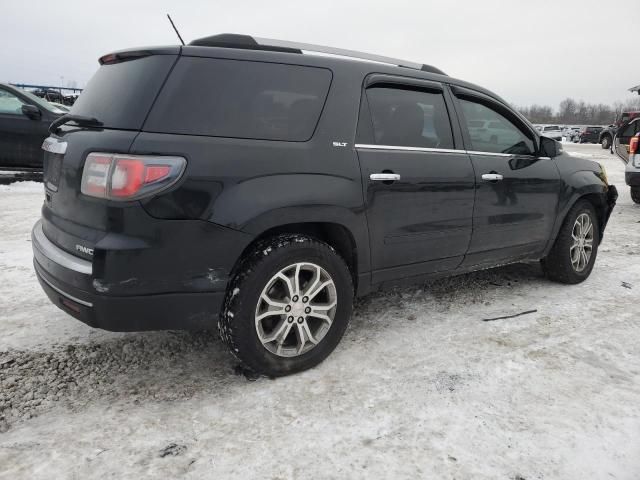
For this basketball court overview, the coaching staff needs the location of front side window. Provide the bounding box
[459,98,535,155]
[0,89,25,115]
[364,87,454,149]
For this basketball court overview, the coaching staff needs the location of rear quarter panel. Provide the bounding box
[131,66,370,275]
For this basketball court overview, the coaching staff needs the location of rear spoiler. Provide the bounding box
[98,46,181,65]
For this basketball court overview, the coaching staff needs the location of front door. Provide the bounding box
[0,87,46,168]
[356,78,475,284]
[452,88,561,267]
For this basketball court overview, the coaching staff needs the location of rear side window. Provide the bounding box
[145,57,332,141]
[71,55,177,130]
[364,87,454,149]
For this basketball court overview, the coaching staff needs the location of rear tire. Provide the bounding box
[631,187,640,204]
[219,234,353,377]
[542,200,599,284]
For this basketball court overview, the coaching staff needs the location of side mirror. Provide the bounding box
[21,104,41,120]
[539,136,562,158]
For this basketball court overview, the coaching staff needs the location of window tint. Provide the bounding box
[459,99,535,155]
[365,87,454,149]
[0,89,25,114]
[145,57,332,141]
[72,55,177,130]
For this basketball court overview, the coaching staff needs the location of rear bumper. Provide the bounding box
[34,261,223,331]
[32,219,228,331]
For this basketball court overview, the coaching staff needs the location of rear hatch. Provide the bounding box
[41,50,179,258]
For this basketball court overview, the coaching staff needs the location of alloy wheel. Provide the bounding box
[570,213,594,272]
[254,263,337,357]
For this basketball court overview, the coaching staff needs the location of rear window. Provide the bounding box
[144,57,332,141]
[71,55,177,130]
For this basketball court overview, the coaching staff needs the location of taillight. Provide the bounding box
[630,136,639,155]
[81,153,186,201]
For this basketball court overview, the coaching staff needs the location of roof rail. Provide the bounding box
[188,34,446,75]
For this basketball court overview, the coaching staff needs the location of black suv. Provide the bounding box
[32,34,617,376]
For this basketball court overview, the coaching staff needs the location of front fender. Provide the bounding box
[545,169,615,255]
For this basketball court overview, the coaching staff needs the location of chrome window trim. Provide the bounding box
[354,144,464,154]
[32,220,92,275]
[466,150,522,158]
[354,144,546,159]
[42,137,67,155]
[38,274,93,308]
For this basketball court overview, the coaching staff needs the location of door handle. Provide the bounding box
[370,173,401,181]
[481,173,504,182]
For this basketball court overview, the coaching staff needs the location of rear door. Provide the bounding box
[356,76,475,283]
[451,87,561,266]
[614,119,640,163]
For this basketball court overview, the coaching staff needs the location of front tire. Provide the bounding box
[219,234,353,377]
[601,135,611,149]
[542,200,599,284]
[631,187,640,204]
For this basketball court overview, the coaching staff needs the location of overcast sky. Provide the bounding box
[2,0,639,109]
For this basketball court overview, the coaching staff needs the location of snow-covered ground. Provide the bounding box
[1,143,639,479]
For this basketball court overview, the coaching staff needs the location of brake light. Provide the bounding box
[81,153,186,200]
[630,136,639,155]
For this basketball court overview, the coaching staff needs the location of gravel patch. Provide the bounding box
[0,332,230,428]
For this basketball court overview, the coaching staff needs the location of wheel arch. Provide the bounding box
[232,221,369,295]
[547,187,610,256]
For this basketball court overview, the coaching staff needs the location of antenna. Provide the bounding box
[166,14,185,46]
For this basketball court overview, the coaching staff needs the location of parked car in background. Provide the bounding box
[32,34,617,376]
[613,118,640,203]
[539,125,563,141]
[564,126,581,142]
[599,111,640,149]
[31,88,79,106]
[0,83,65,169]
[576,126,604,144]
[599,124,617,149]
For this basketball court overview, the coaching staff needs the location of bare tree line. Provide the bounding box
[516,97,640,125]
